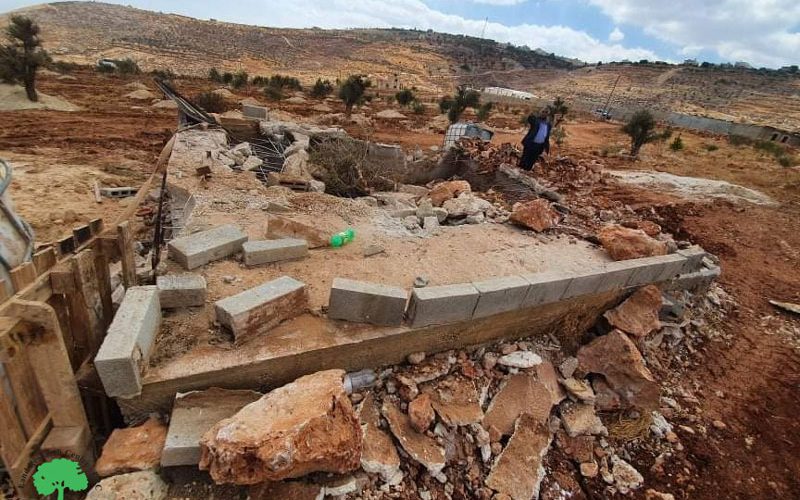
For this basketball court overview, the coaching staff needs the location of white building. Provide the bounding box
[481,87,536,101]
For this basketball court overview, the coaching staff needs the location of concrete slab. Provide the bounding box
[472,276,530,318]
[167,224,247,270]
[156,274,206,308]
[161,388,262,467]
[95,286,161,398]
[408,283,479,328]
[214,276,308,342]
[521,271,574,307]
[243,238,308,267]
[328,278,408,326]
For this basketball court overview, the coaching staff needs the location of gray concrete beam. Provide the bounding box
[472,276,530,318]
[156,274,207,308]
[243,238,308,267]
[167,225,248,270]
[328,278,408,326]
[408,283,479,328]
[521,271,574,307]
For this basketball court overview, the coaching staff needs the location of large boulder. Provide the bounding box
[509,199,561,232]
[199,369,362,484]
[442,193,493,218]
[428,180,471,207]
[577,330,660,410]
[597,224,668,261]
[604,285,662,337]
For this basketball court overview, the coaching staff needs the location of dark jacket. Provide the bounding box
[522,116,551,152]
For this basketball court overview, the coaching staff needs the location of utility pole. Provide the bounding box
[480,17,488,39]
[603,74,621,118]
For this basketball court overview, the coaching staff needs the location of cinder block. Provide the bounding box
[521,271,574,307]
[472,276,530,318]
[156,274,207,308]
[328,278,408,326]
[100,187,137,198]
[167,224,248,269]
[408,283,479,328]
[243,238,308,267]
[677,246,707,273]
[214,276,308,342]
[95,286,161,398]
[242,104,269,120]
[161,388,261,467]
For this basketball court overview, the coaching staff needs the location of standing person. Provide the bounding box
[519,109,551,171]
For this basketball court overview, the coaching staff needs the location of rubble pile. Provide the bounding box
[456,138,521,174]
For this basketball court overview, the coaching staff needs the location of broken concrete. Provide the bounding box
[168,224,248,270]
[95,286,161,398]
[577,330,660,410]
[96,417,167,477]
[328,278,408,326]
[161,388,262,467]
[483,373,553,437]
[408,283,479,327]
[382,399,446,475]
[420,376,483,426]
[485,414,552,500]
[561,378,596,402]
[428,180,471,206]
[536,361,566,405]
[85,470,168,500]
[156,274,206,308]
[359,393,402,483]
[200,370,362,484]
[243,238,309,267]
[472,276,530,318]
[214,276,308,343]
[560,401,608,437]
[497,350,542,369]
[604,285,662,337]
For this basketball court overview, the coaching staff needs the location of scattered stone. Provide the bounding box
[243,155,264,171]
[577,330,660,410]
[405,356,452,384]
[407,352,426,365]
[403,215,421,230]
[509,199,560,232]
[200,370,361,484]
[363,244,385,257]
[485,414,552,500]
[266,215,329,248]
[559,356,579,379]
[580,462,599,478]
[482,352,498,371]
[559,402,608,437]
[557,433,595,462]
[423,216,440,231]
[561,378,596,402]
[96,417,167,477]
[598,224,669,261]
[497,350,542,369]
[375,109,407,119]
[85,470,168,500]
[483,373,553,437]
[712,419,727,430]
[611,455,644,494]
[414,276,429,288]
[646,489,676,500]
[125,89,156,100]
[359,393,402,483]
[382,399,446,475]
[604,285,662,337]
[535,361,566,405]
[428,180,471,206]
[442,193,493,218]
[421,376,483,426]
[408,393,435,433]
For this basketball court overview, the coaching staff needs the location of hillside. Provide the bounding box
[3,1,800,130]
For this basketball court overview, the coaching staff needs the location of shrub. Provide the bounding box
[621,110,666,156]
[338,74,371,117]
[439,96,454,114]
[208,67,222,82]
[151,68,176,80]
[115,58,140,74]
[477,102,493,121]
[669,136,684,151]
[309,137,394,197]
[193,91,228,113]
[251,75,268,86]
[231,69,248,89]
[50,60,78,74]
[263,85,283,101]
[221,72,233,84]
[395,88,415,106]
[704,143,719,152]
[778,156,794,167]
[411,100,425,115]
[441,86,481,123]
[311,78,333,98]
[269,74,301,90]
[728,134,750,146]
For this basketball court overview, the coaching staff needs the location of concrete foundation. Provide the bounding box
[243,239,309,267]
[472,276,530,318]
[95,286,161,398]
[408,283,480,328]
[521,271,574,307]
[156,274,207,308]
[328,278,408,326]
[167,225,248,270]
[214,276,308,342]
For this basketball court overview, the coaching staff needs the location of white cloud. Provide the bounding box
[609,27,624,42]
[588,0,800,67]
[230,0,658,63]
[467,0,528,5]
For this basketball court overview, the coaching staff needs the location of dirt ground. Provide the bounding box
[1,68,799,499]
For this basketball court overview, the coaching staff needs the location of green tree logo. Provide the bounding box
[32,458,88,500]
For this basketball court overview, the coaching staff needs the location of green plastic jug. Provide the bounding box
[330,228,355,247]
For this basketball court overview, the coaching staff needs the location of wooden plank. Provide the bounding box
[0,280,9,303]
[3,349,48,438]
[72,249,105,352]
[92,241,114,327]
[117,221,137,289]
[57,235,76,256]
[49,264,88,365]
[48,294,80,371]
[98,235,121,261]
[32,248,58,276]
[10,263,37,293]
[0,377,28,484]
[9,414,52,491]
[72,225,92,247]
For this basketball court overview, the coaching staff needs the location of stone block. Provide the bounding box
[408,283,479,328]
[242,104,269,120]
[562,267,611,299]
[156,274,206,308]
[677,245,707,273]
[521,271,574,307]
[95,286,161,398]
[472,276,530,318]
[243,238,308,267]
[328,278,407,326]
[167,225,248,270]
[162,388,262,467]
[625,254,687,287]
[214,276,308,342]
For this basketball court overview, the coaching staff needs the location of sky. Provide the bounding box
[1,0,798,68]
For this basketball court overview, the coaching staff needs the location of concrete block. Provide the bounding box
[408,283,479,328]
[677,245,707,273]
[95,286,161,398]
[562,267,612,298]
[521,271,574,307]
[100,187,137,198]
[624,254,686,287]
[242,104,269,120]
[472,276,530,318]
[156,274,207,308]
[655,254,690,282]
[243,238,308,267]
[328,278,408,326]
[214,276,308,342]
[161,388,261,467]
[167,224,248,270]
